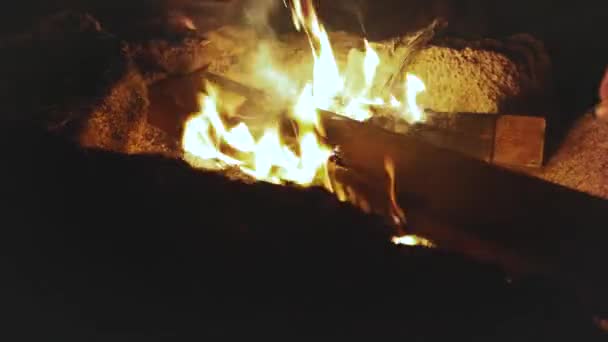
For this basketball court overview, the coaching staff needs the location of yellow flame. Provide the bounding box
[363,40,380,88]
[183,83,331,187]
[384,156,406,227]
[293,82,318,126]
[286,1,428,126]
[405,73,426,122]
[182,92,244,167]
[389,95,401,108]
[291,0,344,112]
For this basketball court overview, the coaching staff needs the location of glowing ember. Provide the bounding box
[182,0,432,247]
[392,235,436,248]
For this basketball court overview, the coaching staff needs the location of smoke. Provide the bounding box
[337,0,368,36]
[240,0,281,35]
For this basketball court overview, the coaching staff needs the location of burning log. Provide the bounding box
[319,109,608,310]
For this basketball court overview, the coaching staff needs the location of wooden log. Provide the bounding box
[370,110,546,168]
[320,109,608,311]
[328,161,539,275]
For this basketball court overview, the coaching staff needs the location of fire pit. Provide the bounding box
[1,0,608,340]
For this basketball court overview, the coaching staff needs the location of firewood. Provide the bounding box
[369,110,546,168]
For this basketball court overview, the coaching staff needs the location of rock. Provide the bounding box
[200,25,261,75]
[129,31,211,84]
[103,1,242,84]
[0,11,125,126]
[78,68,149,152]
[530,113,608,199]
[126,121,180,157]
[0,11,169,154]
[398,34,552,114]
[409,45,521,113]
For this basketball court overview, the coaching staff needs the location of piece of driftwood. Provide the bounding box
[319,109,608,311]
[370,110,546,168]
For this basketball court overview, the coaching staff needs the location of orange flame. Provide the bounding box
[384,157,406,228]
[183,83,332,187]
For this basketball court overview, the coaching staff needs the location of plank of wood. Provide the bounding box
[372,110,546,168]
[493,114,545,167]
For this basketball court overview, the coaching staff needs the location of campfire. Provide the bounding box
[182,0,427,184]
[175,0,433,246]
[3,0,608,339]
[180,0,431,243]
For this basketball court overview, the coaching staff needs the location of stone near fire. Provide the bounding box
[530,113,608,199]
[403,34,551,114]
[128,30,211,84]
[77,68,149,152]
[198,25,261,75]
[0,11,173,155]
[0,11,120,126]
